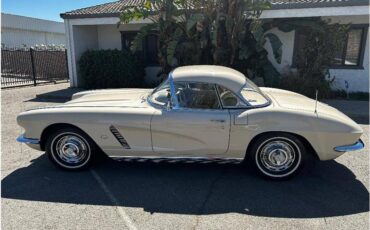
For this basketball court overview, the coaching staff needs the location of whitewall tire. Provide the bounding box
[250,133,306,180]
[46,127,96,170]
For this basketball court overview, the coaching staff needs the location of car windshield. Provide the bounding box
[148,79,171,106]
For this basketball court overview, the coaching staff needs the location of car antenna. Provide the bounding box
[314,89,318,114]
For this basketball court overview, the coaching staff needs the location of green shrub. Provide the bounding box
[78,49,145,89]
[278,75,333,99]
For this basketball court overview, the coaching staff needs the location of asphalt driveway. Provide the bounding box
[2,84,369,230]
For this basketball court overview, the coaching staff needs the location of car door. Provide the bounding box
[150,82,230,157]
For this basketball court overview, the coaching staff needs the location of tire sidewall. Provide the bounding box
[46,128,94,170]
[251,133,305,180]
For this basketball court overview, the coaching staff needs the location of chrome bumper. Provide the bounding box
[16,134,40,145]
[334,139,365,152]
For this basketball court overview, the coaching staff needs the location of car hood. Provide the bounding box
[260,87,355,122]
[61,88,153,108]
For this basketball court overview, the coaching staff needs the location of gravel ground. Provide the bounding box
[2,83,369,230]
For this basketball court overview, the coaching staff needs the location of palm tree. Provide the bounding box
[119,0,276,85]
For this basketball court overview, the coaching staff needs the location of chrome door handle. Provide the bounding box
[210,119,225,123]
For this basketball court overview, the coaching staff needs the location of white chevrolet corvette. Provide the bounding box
[17,65,364,179]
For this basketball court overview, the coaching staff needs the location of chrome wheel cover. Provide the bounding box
[256,137,301,178]
[259,140,295,172]
[51,132,91,168]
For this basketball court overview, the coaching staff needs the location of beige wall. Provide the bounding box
[97,25,121,50]
[96,24,151,50]
[71,25,98,86]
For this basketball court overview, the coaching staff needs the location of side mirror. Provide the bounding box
[166,91,172,111]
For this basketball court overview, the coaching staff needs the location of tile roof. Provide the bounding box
[60,0,369,19]
[268,0,369,9]
[60,0,140,19]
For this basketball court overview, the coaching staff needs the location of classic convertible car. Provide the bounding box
[17,65,364,179]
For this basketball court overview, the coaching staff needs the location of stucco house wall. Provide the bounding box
[96,23,147,50]
[97,25,121,50]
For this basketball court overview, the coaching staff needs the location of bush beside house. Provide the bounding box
[79,49,145,89]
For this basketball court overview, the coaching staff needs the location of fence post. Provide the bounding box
[30,48,37,86]
[65,49,69,79]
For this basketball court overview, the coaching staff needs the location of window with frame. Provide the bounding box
[216,85,247,108]
[121,32,137,51]
[121,31,159,66]
[149,81,221,109]
[177,82,221,109]
[293,25,368,69]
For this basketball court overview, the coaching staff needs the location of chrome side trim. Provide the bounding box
[16,134,40,144]
[334,139,364,152]
[110,156,243,160]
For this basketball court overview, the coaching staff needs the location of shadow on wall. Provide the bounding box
[2,155,369,218]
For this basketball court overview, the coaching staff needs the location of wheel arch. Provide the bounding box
[40,123,94,151]
[245,131,319,160]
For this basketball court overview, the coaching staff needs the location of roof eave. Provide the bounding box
[61,12,121,20]
[269,0,369,10]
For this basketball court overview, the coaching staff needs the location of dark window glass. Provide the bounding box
[177,82,221,109]
[120,32,137,51]
[344,29,363,65]
[332,37,346,65]
[294,32,307,62]
[121,32,159,66]
[216,85,247,107]
[144,34,159,66]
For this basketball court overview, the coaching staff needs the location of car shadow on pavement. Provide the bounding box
[2,154,369,218]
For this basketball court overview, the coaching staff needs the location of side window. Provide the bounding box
[216,85,247,108]
[177,82,221,109]
[240,88,268,106]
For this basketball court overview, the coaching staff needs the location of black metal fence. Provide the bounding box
[1,48,69,88]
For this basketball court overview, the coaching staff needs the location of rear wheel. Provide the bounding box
[46,127,96,170]
[250,133,306,180]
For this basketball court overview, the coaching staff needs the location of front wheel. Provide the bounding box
[46,127,96,170]
[250,133,306,180]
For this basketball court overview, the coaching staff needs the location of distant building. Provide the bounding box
[1,13,66,48]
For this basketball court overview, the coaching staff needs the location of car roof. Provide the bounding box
[171,65,246,93]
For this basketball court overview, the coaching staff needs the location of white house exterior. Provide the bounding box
[1,13,66,48]
[61,0,369,92]
[260,2,369,92]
